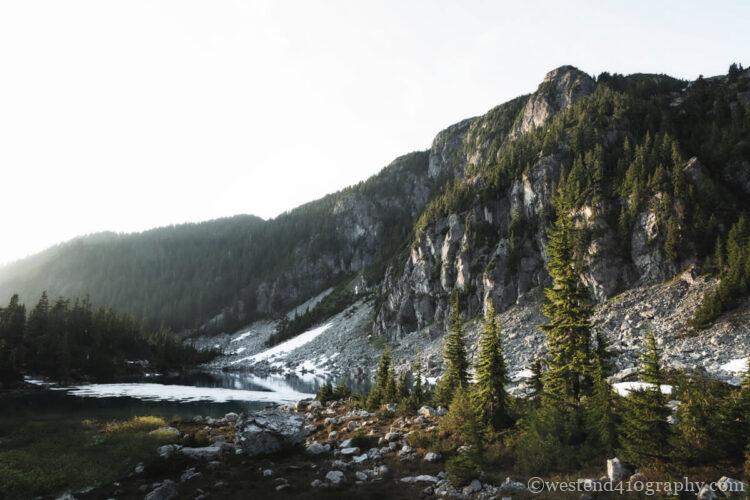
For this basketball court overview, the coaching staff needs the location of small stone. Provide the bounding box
[423,452,442,462]
[328,430,338,439]
[340,447,360,456]
[224,412,239,423]
[134,463,145,474]
[346,420,359,432]
[306,442,331,455]
[326,470,346,486]
[355,471,368,481]
[144,480,178,500]
[275,484,291,492]
[263,469,273,477]
[311,479,324,488]
[384,431,402,442]
[340,438,353,448]
[180,468,202,482]
[353,453,368,463]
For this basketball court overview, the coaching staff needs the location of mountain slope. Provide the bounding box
[0,151,439,332]
[2,64,750,354]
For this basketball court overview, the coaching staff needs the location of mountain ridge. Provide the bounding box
[2,64,749,348]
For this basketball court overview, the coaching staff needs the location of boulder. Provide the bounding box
[698,484,719,500]
[224,412,239,423]
[716,477,745,498]
[156,444,182,459]
[180,446,223,460]
[180,468,201,482]
[400,475,440,483]
[384,431,402,442]
[235,409,308,457]
[418,406,436,417]
[606,457,628,482]
[325,470,346,486]
[305,441,331,455]
[499,477,526,492]
[144,480,178,500]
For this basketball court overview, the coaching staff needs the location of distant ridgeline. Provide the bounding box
[0,63,749,339]
[0,293,215,387]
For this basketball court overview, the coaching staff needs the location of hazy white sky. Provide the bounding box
[0,1,747,265]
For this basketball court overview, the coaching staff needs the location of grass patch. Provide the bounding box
[0,417,174,499]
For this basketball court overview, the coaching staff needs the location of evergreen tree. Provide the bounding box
[367,348,392,408]
[409,356,425,407]
[618,328,672,466]
[473,302,510,430]
[541,193,592,403]
[441,386,483,453]
[529,359,545,400]
[396,370,410,402]
[585,349,617,454]
[434,290,469,407]
[317,381,334,402]
[671,372,722,465]
[384,366,398,403]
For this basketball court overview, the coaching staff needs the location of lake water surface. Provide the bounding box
[1,371,365,422]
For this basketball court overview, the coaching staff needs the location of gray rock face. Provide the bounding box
[235,409,308,457]
[144,480,178,500]
[510,65,596,139]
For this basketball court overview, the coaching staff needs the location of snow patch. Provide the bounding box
[231,331,253,343]
[64,383,312,404]
[613,381,673,397]
[232,323,333,366]
[720,357,749,373]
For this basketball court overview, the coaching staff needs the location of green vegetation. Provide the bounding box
[0,416,177,499]
[618,328,672,466]
[472,302,510,431]
[434,291,469,407]
[692,215,750,328]
[0,292,215,386]
[0,151,435,335]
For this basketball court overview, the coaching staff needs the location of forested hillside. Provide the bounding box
[2,64,749,341]
[0,151,437,333]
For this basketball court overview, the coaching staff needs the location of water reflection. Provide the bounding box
[2,371,371,421]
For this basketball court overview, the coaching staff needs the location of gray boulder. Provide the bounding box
[305,442,331,455]
[606,457,628,482]
[144,480,178,500]
[716,477,745,498]
[180,446,222,460]
[235,409,308,457]
[325,470,346,486]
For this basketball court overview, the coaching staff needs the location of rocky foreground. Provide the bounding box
[69,400,747,500]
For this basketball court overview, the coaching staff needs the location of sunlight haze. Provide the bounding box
[1,0,747,265]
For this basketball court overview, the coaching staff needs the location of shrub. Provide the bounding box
[349,430,378,450]
[445,453,480,486]
[100,416,167,434]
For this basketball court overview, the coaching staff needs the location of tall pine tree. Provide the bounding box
[435,290,469,407]
[473,302,510,430]
[541,193,592,403]
[618,327,672,466]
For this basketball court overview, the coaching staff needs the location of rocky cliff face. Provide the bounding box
[372,66,714,340]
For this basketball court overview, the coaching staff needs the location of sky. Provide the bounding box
[0,1,748,265]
